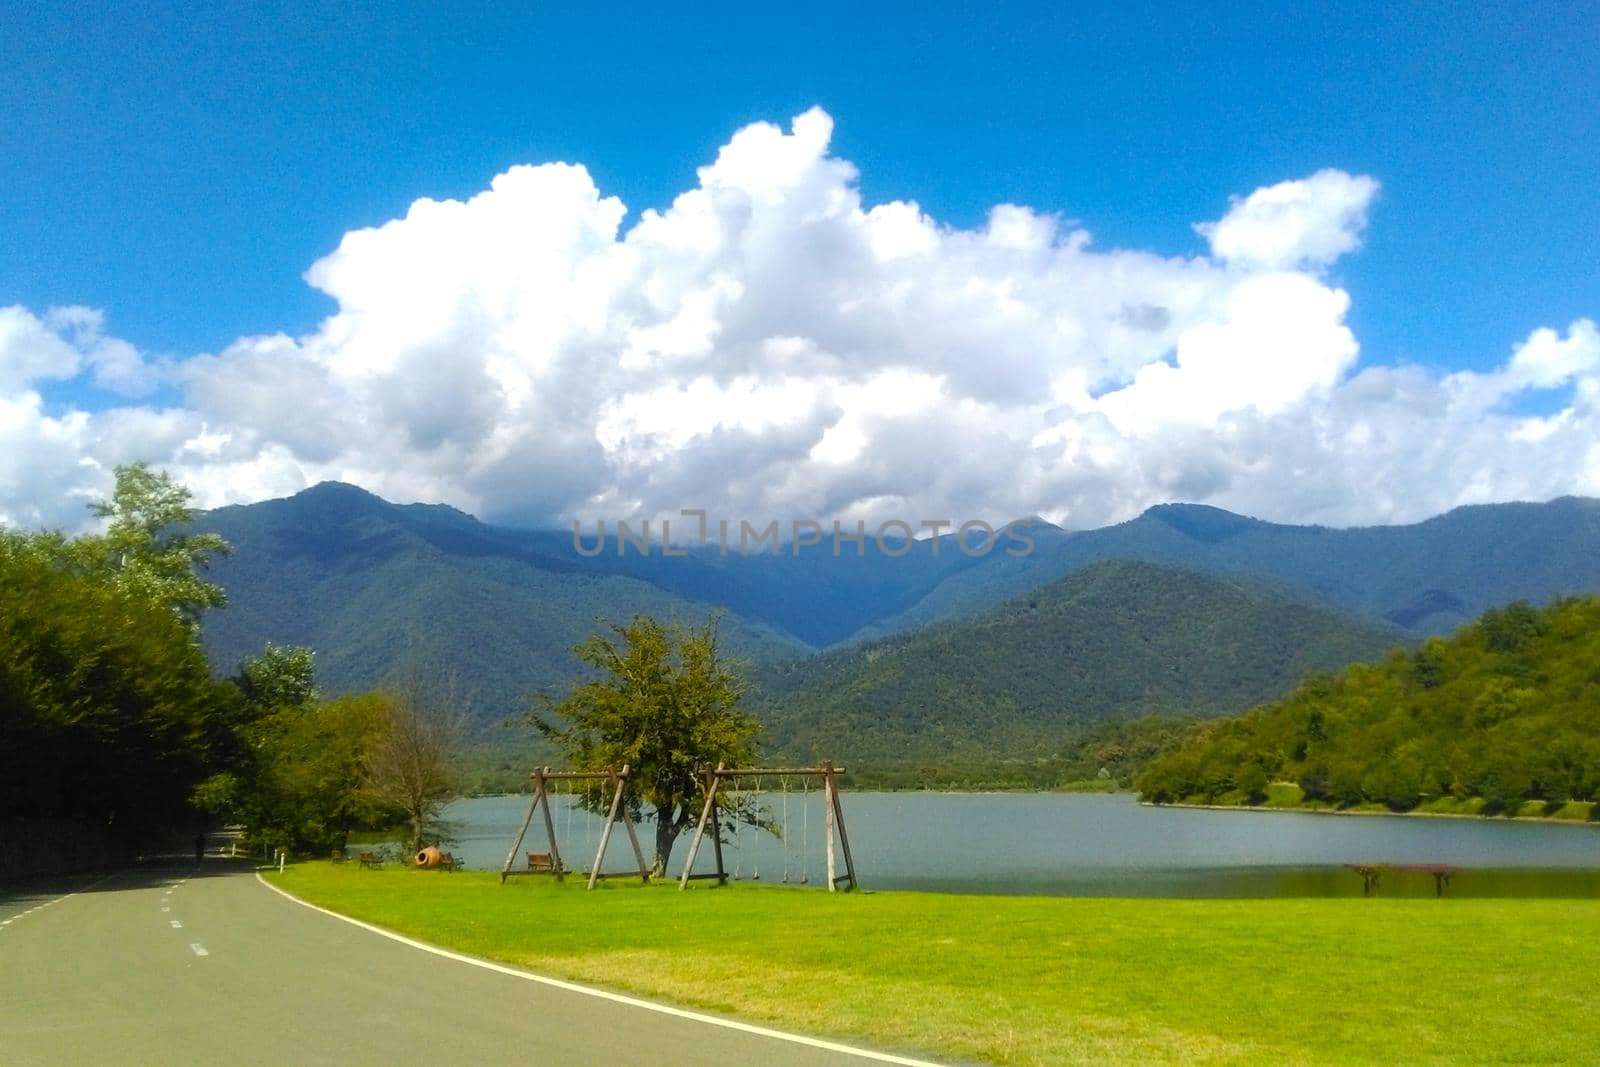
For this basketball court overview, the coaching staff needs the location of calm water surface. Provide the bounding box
[440,792,1600,898]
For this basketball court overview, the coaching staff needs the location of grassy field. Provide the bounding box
[266,864,1600,1066]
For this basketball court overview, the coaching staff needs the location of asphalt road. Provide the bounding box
[0,860,940,1066]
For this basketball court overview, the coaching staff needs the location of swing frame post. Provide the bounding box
[677,762,726,889]
[824,763,837,892]
[676,762,859,892]
[823,759,859,892]
[707,765,729,886]
[588,764,650,888]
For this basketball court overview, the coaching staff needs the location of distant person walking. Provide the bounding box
[194,833,205,864]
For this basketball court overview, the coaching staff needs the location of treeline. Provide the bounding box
[1,466,461,867]
[762,715,1206,792]
[1,518,236,842]
[1135,597,1600,814]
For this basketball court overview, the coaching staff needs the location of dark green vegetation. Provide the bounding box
[0,503,239,844]
[754,561,1400,770]
[273,864,1600,1066]
[0,467,465,872]
[1136,597,1600,814]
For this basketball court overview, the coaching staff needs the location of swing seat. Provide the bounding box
[526,851,556,872]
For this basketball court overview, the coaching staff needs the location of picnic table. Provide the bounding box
[1346,862,1458,896]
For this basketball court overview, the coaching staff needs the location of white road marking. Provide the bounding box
[169,920,183,929]
[256,872,944,1066]
[189,943,209,957]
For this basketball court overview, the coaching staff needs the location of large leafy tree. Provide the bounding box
[73,462,230,624]
[237,691,389,855]
[533,614,761,876]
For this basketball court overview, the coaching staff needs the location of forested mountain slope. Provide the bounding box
[1135,597,1600,813]
[753,560,1402,766]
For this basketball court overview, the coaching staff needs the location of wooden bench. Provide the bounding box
[526,851,557,872]
[358,850,384,869]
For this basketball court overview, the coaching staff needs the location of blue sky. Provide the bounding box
[6,2,1594,369]
[1,2,1597,531]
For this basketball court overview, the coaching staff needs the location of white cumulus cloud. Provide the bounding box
[0,110,1595,536]
[1197,169,1380,270]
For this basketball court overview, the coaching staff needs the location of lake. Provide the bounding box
[440,791,1600,898]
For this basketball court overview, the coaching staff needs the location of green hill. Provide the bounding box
[753,560,1403,768]
[1135,596,1600,815]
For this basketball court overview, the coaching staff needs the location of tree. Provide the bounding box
[73,462,231,624]
[199,643,360,852]
[1237,764,1270,805]
[237,692,388,855]
[533,614,761,877]
[364,666,466,856]
[236,644,317,711]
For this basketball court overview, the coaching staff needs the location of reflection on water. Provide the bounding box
[439,792,1600,898]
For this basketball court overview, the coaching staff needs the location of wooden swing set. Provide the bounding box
[677,760,860,892]
[498,765,650,888]
[499,760,860,893]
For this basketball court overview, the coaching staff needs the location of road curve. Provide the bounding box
[0,860,941,1066]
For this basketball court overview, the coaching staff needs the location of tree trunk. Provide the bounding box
[651,806,690,878]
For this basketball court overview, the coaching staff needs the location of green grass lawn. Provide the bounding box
[266,864,1600,1066]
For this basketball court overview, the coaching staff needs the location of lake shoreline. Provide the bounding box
[1148,799,1600,828]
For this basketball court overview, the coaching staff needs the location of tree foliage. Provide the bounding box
[1136,597,1600,812]
[0,472,236,839]
[2,466,472,864]
[231,687,388,855]
[532,614,761,876]
[74,462,231,624]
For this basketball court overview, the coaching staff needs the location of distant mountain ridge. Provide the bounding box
[855,496,1600,640]
[196,484,1600,730]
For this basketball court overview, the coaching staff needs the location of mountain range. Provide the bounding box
[198,484,1600,754]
